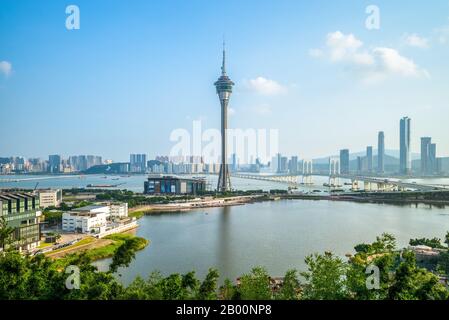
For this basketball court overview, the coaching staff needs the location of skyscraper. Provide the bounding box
[340,149,350,175]
[357,156,363,174]
[400,117,411,175]
[377,131,385,174]
[215,43,234,192]
[280,156,288,173]
[429,143,437,175]
[420,137,432,175]
[130,154,147,173]
[420,137,437,175]
[366,146,373,173]
[48,155,61,174]
[289,156,298,174]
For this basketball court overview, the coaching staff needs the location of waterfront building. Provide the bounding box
[62,210,107,234]
[38,189,62,208]
[377,131,385,174]
[48,155,61,173]
[280,156,288,173]
[108,203,128,219]
[144,174,206,195]
[289,156,299,174]
[340,149,350,175]
[271,154,282,173]
[130,154,147,173]
[357,156,363,174]
[62,203,129,234]
[0,192,42,251]
[366,146,373,173]
[420,137,438,175]
[399,117,412,175]
[429,144,437,175]
[421,137,432,175]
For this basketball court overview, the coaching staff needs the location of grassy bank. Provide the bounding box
[84,233,148,261]
[51,233,149,269]
[128,210,146,219]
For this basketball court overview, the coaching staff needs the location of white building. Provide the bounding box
[38,189,62,208]
[73,205,111,218]
[108,203,128,218]
[62,210,107,234]
[62,203,128,234]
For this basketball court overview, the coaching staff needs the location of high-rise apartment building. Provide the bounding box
[421,137,437,175]
[399,117,411,175]
[48,155,61,173]
[366,146,373,173]
[130,154,147,173]
[340,149,350,175]
[377,131,385,174]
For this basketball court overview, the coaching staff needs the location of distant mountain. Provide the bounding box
[83,163,129,174]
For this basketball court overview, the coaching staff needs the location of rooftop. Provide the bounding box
[73,205,109,212]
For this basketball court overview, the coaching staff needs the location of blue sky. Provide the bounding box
[1,0,449,161]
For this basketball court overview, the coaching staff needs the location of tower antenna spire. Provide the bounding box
[221,36,226,75]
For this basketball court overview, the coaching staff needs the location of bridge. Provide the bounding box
[231,173,449,192]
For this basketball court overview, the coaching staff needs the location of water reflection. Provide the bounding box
[217,206,231,278]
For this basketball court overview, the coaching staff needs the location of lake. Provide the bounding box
[93,199,449,284]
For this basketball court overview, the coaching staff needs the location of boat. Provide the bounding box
[87,184,116,188]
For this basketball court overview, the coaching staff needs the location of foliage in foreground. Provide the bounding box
[0,233,449,300]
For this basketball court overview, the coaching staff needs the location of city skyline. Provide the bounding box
[1,0,449,161]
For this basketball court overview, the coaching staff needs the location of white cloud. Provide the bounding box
[403,34,429,48]
[310,31,429,82]
[326,31,364,62]
[0,61,12,77]
[244,77,287,96]
[373,47,425,77]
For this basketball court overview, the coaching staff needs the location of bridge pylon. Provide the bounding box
[328,157,341,189]
[301,159,313,185]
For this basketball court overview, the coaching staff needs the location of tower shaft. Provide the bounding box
[217,97,231,192]
[214,43,234,192]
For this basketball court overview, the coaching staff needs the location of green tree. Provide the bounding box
[388,250,449,300]
[197,268,219,300]
[276,269,300,300]
[301,252,348,300]
[444,232,449,247]
[109,237,142,273]
[354,243,372,254]
[238,267,272,300]
[182,271,200,298]
[219,279,236,300]
[409,237,444,249]
[160,273,186,300]
[371,233,396,254]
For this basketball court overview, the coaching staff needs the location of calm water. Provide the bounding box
[0,174,339,193]
[3,174,449,284]
[93,200,449,284]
